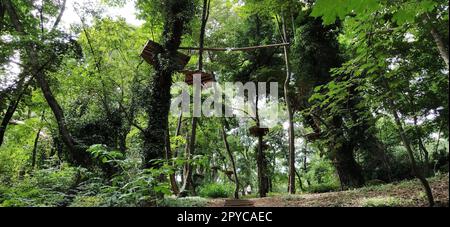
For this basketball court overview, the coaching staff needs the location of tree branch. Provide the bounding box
[51,0,67,32]
[3,0,24,34]
[0,0,5,31]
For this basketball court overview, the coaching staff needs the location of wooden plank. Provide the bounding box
[249,126,269,137]
[182,71,215,85]
[140,40,191,71]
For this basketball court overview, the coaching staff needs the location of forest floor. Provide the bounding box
[207,174,449,207]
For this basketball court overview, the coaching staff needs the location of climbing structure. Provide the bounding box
[180,70,215,85]
[140,40,191,71]
[249,126,269,137]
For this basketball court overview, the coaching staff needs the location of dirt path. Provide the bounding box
[208,174,449,207]
[224,199,255,207]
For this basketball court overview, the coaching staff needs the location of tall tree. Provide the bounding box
[141,0,195,168]
[278,14,296,195]
[2,0,88,165]
[310,0,447,205]
[179,0,211,197]
[293,15,365,188]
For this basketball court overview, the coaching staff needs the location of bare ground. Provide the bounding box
[207,174,449,207]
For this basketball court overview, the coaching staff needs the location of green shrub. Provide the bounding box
[198,183,233,198]
[303,155,341,193]
[70,195,105,207]
[72,166,168,207]
[0,166,83,207]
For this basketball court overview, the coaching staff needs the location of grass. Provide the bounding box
[360,196,414,207]
[206,173,448,207]
[69,195,105,207]
[198,183,234,198]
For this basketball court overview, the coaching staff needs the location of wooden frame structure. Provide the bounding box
[249,126,269,137]
[140,40,290,85]
[140,40,191,71]
[180,70,215,85]
[224,170,235,177]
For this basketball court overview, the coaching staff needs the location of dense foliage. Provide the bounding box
[0,0,448,207]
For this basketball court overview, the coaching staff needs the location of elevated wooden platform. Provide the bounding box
[140,40,191,71]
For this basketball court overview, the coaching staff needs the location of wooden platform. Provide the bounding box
[224,199,255,207]
[140,40,190,71]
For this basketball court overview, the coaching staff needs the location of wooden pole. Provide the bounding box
[179,0,210,198]
[179,43,290,52]
[279,14,296,195]
[222,118,240,199]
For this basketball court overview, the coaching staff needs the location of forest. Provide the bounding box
[0,0,448,208]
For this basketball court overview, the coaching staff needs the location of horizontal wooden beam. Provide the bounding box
[178,43,290,52]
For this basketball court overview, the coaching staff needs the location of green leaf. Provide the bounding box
[311,0,380,25]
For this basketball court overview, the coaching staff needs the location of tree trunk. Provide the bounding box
[284,50,296,194]
[166,112,184,195]
[392,110,434,207]
[254,84,269,198]
[143,72,173,167]
[178,0,210,197]
[0,55,30,148]
[197,0,210,71]
[295,169,304,191]
[332,141,365,189]
[178,118,197,197]
[118,131,127,153]
[0,94,22,147]
[255,114,269,197]
[142,1,193,169]
[256,133,269,197]
[36,71,86,164]
[415,124,431,177]
[372,138,393,182]
[328,114,365,189]
[433,121,443,173]
[165,127,179,195]
[280,14,296,195]
[222,119,240,199]
[331,116,364,189]
[4,0,86,165]
[418,137,431,176]
[326,83,366,189]
[381,76,435,206]
[430,27,449,71]
[31,128,42,169]
[303,154,311,187]
[0,0,5,31]
[175,112,183,138]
